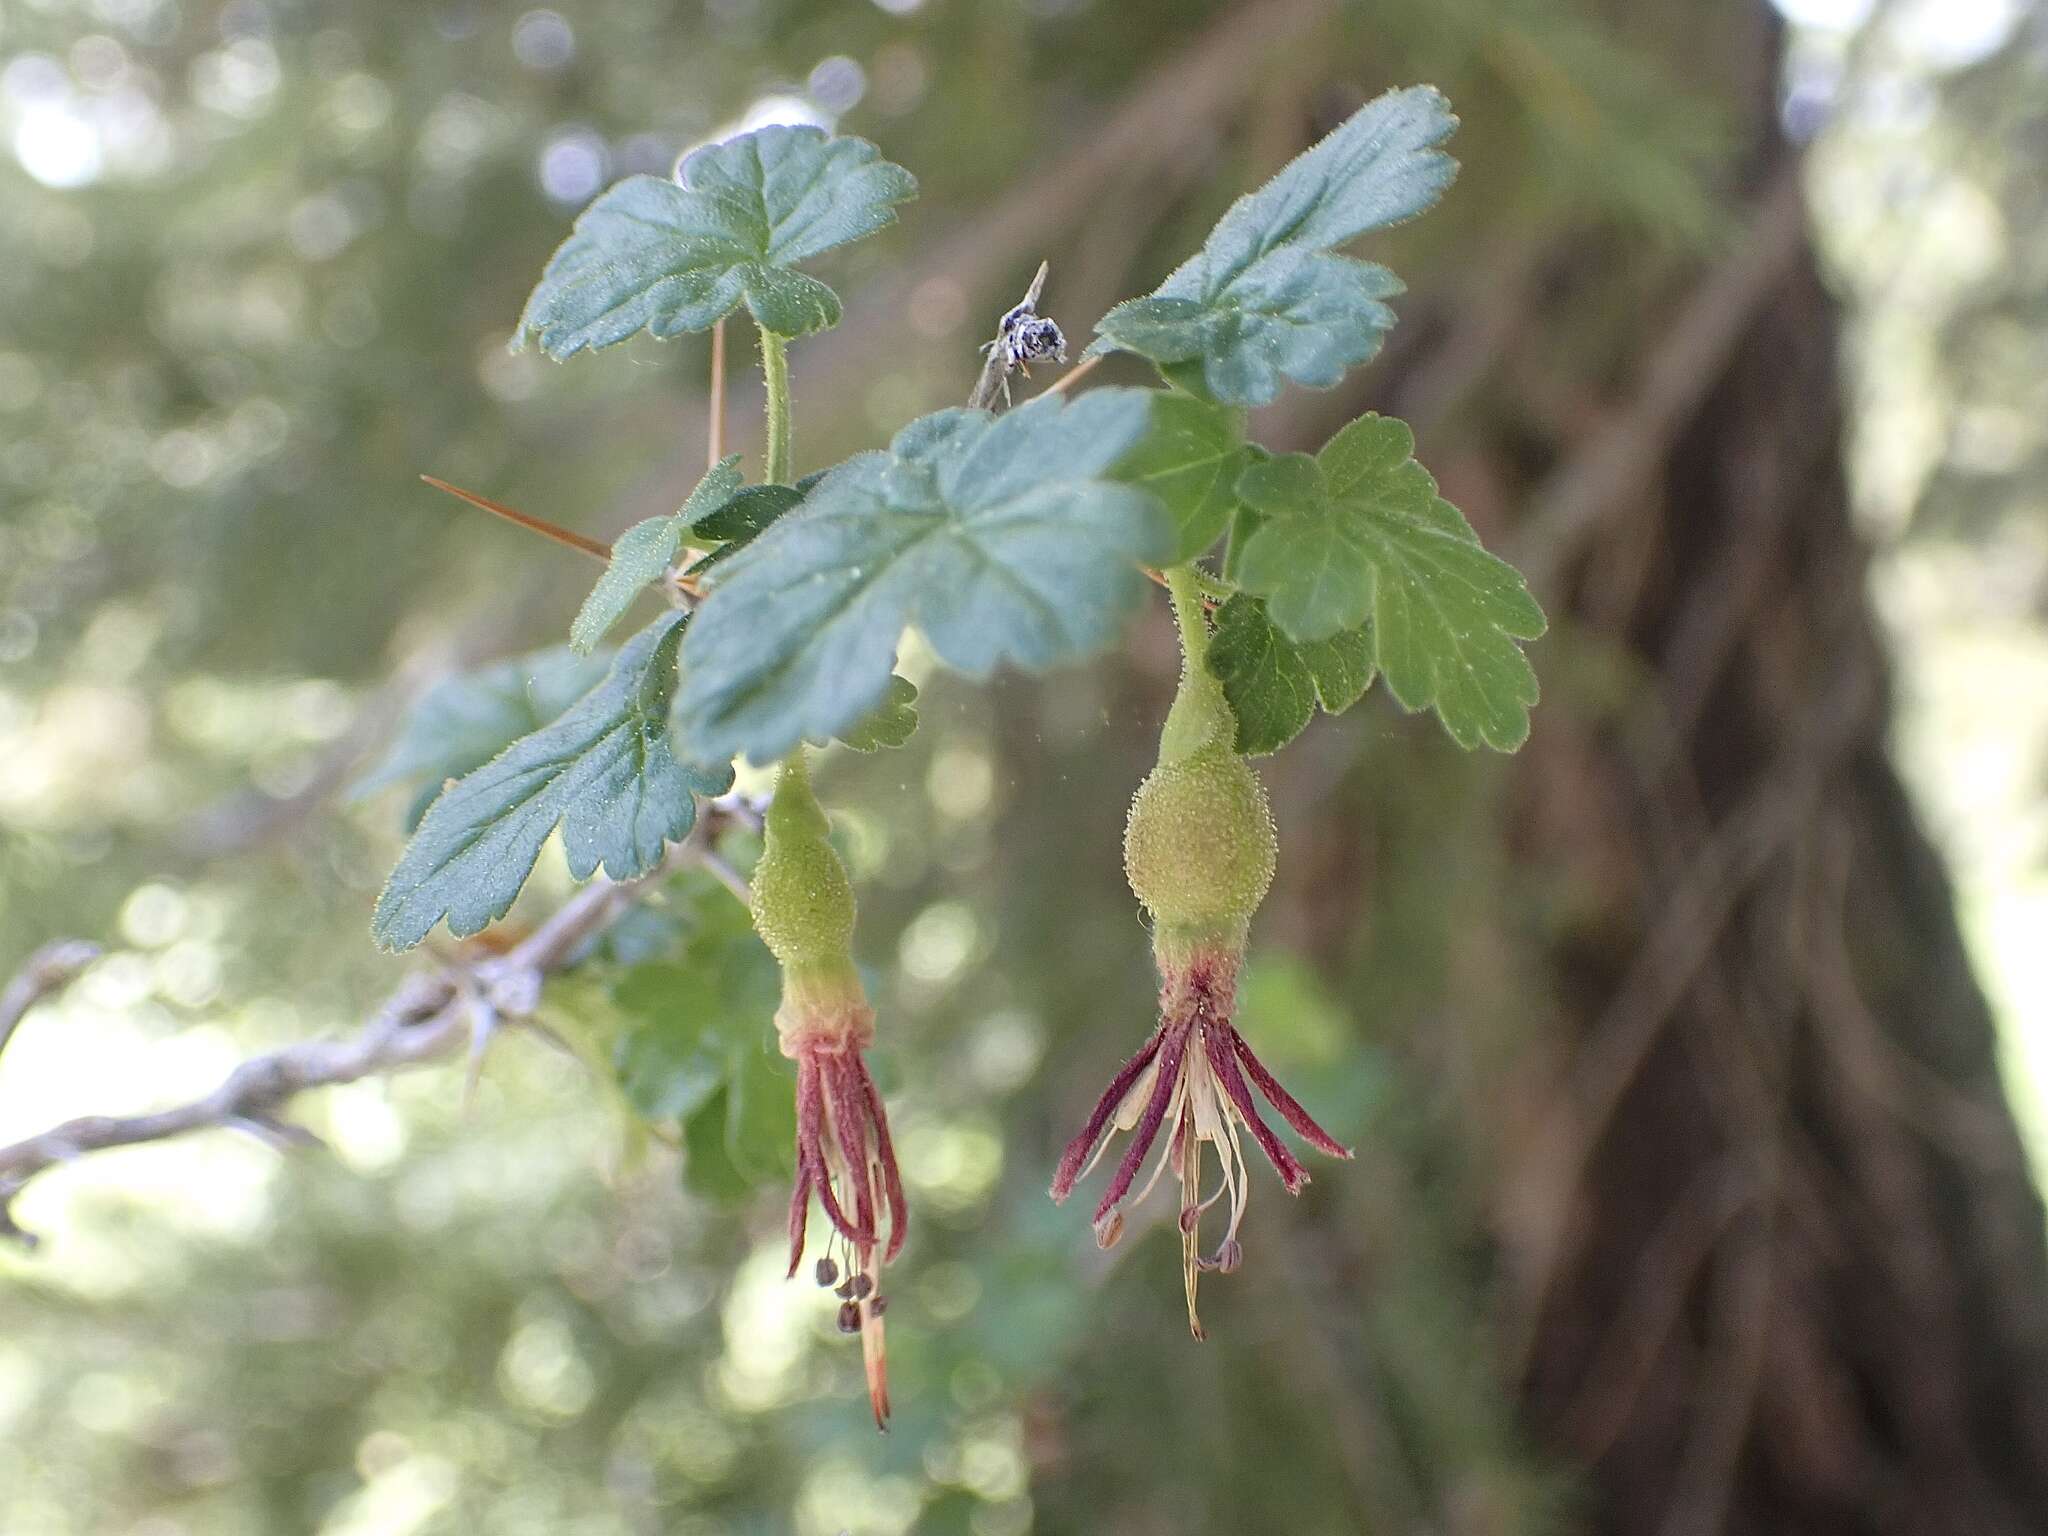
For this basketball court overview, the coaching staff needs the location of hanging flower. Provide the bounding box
[1055,575,1349,1336]
[1052,945,1349,1337]
[751,749,907,1427]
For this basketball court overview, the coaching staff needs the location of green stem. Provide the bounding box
[778,743,807,788]
[1216,406,1251,583]
[1165,564,1210,668]
[768,745,819,835]
[1158,564,1234,764]
[759,326,792,485]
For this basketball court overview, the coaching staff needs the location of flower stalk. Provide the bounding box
[758,326,792,486]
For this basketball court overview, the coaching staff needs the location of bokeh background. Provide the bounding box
[4,0,2048,1532]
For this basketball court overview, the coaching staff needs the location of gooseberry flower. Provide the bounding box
[1053,570,1349,1335]
[1051,943,1349,1336]
[751,750,906,1426]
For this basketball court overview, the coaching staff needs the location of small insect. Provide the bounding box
[969,260,1067,410]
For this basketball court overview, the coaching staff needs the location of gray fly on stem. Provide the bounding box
[969,260,1067,410]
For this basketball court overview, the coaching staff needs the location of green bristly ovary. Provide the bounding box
[1125,566,1278,963]
[752,748,867,1028]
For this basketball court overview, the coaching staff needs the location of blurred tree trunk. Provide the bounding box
[1194,8,2048,1533]
[1381,18,2048,1536]
[1495,220,2048,1536]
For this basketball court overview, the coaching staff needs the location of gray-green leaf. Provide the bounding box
[570,456,744,654]
[611,908,781,1124]
[1206,594,1374,755]
[836,675,919,752]
[516,125,917,357]
[354,647,614,830]
[1115,393,1247,562]
[1093,85,1456,405]
[1233,413,1544,751]
[666,665,918,757]
[686,482,807,574]
[609,920,793,1195]
[373,613,735,950]
[673,389,1172,764]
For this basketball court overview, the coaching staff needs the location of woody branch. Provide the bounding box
[0,800,758,1247]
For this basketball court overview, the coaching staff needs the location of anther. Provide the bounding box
[1095,1211,1125,1250]
[849,1273,873,1300]
[837,1301,861,1334]
[815,1257,839,1288]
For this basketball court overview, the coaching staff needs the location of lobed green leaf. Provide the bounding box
[672,388,1172,764]
[1206,594,1375,755]
[670,665,920,757]
[611,919,778,1121]
[682,1063,796,1202]
[1114,393,1247,562]
[1093,85,1457,405]
[372,613,735,950]
[354,647,614,830]
[515,125,916,357]
[1233,413,1544,751]
[835,674,920,752]
[610,914,793,1196]
[571,455,744,654]
[685,481,807,574]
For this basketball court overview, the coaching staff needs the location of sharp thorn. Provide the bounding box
[419,475,613,563]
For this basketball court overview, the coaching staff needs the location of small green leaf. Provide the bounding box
[571,456,744,654]
[1234,414,1544,751]
[373,613,736,950]
[1093,85,1456,405]
[611,915,793,1199]
[1207,594,1375,755]
[354,647,614,830]
[673,389,1172,764]
[610,895,783,1120]
[836,675,920,752]
[666,666,917,759]
[721,1044,798,1183]
[686,482,806,574]
[681,1089,753,1202]
[1115,393,1247,562]
[516,125,916,357]
[593,902,690,968]
[615,992,728,1122]
[678,1058,796,1201]
[606,901,782,1105]
[1235,450,1361,639]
